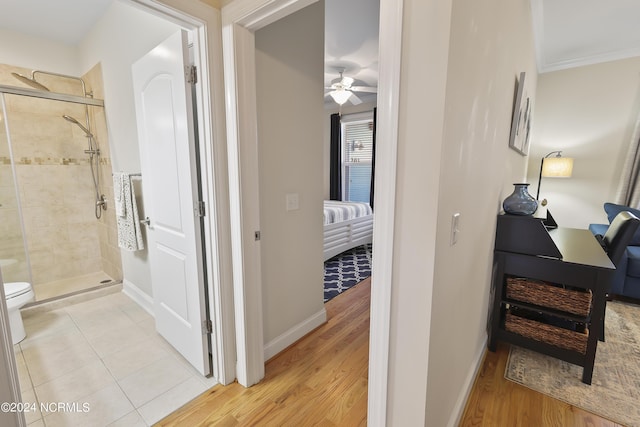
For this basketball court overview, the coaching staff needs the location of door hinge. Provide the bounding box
[203,319,212,335]
[196,200,206,217]
[186,65,197,84]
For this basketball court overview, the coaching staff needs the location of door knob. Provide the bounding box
[140,217,150,226]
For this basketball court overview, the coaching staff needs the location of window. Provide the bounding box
[341,112,374,204]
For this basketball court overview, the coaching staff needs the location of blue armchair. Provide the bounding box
[589,202,640,300]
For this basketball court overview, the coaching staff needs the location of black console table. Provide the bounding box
[488,210,615,384]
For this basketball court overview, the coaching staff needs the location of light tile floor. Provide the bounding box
[15,291,217,426]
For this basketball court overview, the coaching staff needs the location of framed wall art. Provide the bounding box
[508,71,532,156]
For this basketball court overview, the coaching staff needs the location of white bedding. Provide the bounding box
[323,200,373,225]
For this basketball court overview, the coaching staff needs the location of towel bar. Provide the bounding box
[112,172,142,177]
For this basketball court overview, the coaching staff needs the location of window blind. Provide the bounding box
[343,121,373,164]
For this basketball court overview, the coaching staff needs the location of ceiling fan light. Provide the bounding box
[329,90,351,105]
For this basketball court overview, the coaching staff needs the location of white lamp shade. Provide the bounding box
[329,90,352,105]
[541,157,573,177]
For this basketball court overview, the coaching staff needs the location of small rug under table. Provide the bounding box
[323,243,372,303]
[505,301,640,426]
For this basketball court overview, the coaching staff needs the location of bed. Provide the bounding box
[323,200,374,261]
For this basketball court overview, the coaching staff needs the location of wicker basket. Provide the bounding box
[505,312,588,354]
[506,277,592,317]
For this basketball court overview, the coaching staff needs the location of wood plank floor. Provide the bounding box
[156,278,371,426]
[157,277,619,426]
[459,342,623,427]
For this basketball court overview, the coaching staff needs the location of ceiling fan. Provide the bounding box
[325,71,377,106]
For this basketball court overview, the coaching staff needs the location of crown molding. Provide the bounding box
[539,48,640,73]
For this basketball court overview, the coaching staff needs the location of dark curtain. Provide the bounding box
[330,113,342,200]
[369,107,377,209]
[617,132,640,208]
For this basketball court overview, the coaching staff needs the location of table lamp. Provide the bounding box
[536,151,573,205]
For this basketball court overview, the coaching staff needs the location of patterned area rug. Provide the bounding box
[505,301,640,426]
[323,244,372,302]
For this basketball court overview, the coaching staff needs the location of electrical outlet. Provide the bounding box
[451,213,460,245]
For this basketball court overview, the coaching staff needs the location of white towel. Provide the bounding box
[114,172,145,251]
[113,172,126,217]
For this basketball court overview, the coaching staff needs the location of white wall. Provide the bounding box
[0,29,80,75]
[79,1,182,296]
[255,2,327,344]
[384,0,537,424]
[526,56,640,228]
[426,0,537,425]
[382,0,450,423]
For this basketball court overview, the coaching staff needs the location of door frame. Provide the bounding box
[130,0,237,385]
[221,1,403,424]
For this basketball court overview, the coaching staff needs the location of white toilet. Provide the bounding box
[4,282,34,345]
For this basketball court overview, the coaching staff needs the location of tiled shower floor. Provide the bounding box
[15,291,216,426]
[32,272,116,302]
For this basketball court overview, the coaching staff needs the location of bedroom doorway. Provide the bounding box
[221,0,389,398]
[323,111,375,303]
[224,0,403,422]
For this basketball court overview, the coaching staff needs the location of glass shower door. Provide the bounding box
[0,93,32,284]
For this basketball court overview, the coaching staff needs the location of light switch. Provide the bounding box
[451,213,460,245]
[286,193,299,211]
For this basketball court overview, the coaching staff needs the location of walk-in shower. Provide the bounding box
[0,64,122,301]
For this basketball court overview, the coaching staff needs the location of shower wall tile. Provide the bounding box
[29,250,57,283]
[0,165,15,184]
[83,63,122,281]
[0,185,19,210]
[0,137,9,157]
[6,92,85,118]
[4,109,85,162]
[26,225,68,250]
[71,257,103,278]
[23,205,55,230]
[68,221,100,243]
[0,242,26,264]
[67,205,98,226]
[20,184,62,209]
[83,64,105,99]
[0,218,24,246]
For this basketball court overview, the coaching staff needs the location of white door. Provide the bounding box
[132,30,211,375]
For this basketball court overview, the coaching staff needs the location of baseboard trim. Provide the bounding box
[122,279,154,317]
[264,308,327,361]
[447,335,488,427]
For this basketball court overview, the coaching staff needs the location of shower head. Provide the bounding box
[62,115,93,138]
[11,72,50,91]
